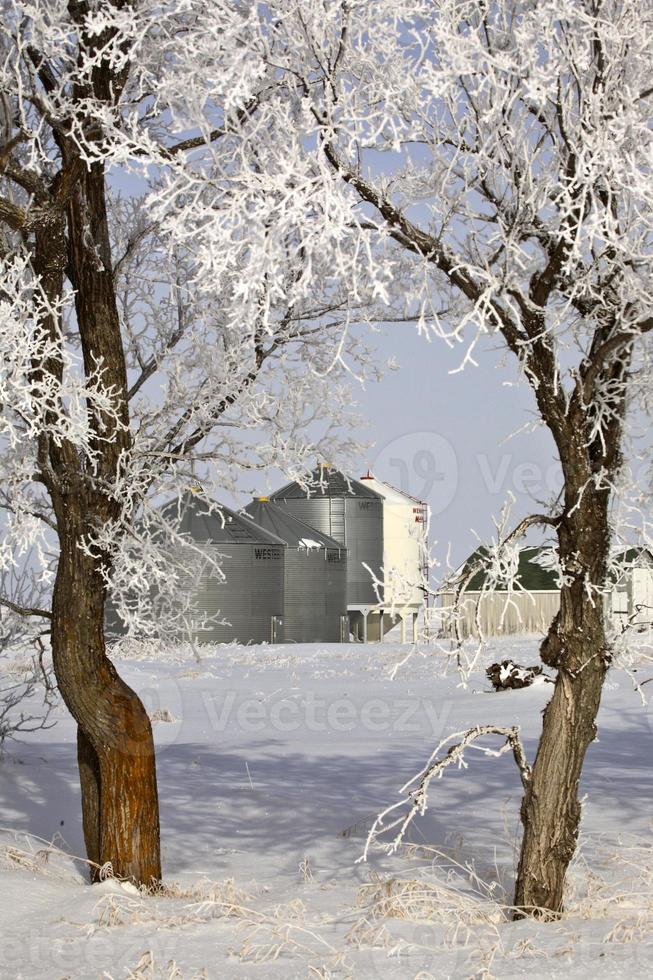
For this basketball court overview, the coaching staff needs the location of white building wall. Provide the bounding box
[440,591,561,638]
[441,562,653,639]
[359,475,426,610]
[629,566,653,624]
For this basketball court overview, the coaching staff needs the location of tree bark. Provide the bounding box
[514,493,610,916]
[30,178,162,886]
[38,134,162,886]
[52,512,161,886]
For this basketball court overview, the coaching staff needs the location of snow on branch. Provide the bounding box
[360,726,531,862]
[1,568,57,749]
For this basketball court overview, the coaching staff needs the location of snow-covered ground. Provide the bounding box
[1,637,651,979]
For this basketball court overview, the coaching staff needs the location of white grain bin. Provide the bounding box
[358,471,427,641]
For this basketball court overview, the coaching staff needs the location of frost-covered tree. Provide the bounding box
[3,0,651,914]
[240,0,652,915]
[0,1,379,886]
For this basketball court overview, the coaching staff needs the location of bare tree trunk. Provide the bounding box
[29,177,162,885]
[29,150,162,887]
[514,495,609,915]
[52,514,161,886]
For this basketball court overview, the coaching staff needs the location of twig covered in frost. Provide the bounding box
[407,496,561,685]
[0,566,57,749]
[360,726,531,861]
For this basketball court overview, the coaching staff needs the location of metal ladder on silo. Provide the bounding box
[330,498,346,544]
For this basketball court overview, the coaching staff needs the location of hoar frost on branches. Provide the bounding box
[1,0,652,917]
[227,0,652,916]
[0,0,391,887]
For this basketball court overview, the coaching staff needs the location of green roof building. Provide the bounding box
[440,545,653,638]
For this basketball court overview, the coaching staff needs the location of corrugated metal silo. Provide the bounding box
[245,498,348,642]
[160,492,286,644]
[269,466,384,608]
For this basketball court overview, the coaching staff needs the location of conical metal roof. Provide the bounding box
[245,499,345,550]
[160,492,287,546]
[270,466,384,500]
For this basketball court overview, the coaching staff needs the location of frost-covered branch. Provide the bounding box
[360,726,531,861]
[0,568,57,749]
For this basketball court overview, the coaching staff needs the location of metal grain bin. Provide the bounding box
[245,498,348,642]
[159,492,286,644]
[269,467,384,606]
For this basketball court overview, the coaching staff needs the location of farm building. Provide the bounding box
[607,548,653,630]
[358,471,428,643]
[269,465,427,642]
[439,545,653,638]
[244,498,348,642]
[108,491,349,645]
[269,465,385,641]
